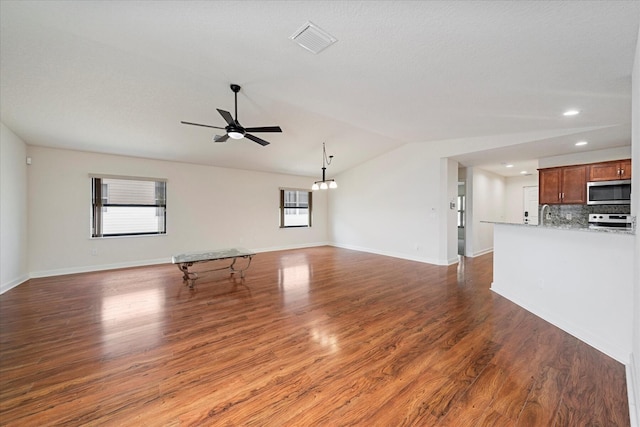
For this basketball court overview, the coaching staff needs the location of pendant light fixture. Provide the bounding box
[311,143,337,190]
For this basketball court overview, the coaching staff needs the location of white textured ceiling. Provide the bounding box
[1,1,638,178]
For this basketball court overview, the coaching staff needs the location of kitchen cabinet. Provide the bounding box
[539,165,587,204]
[588,159,632,181]
[539,168,561,204]
[620,159,632,179]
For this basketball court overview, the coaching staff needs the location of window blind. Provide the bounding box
[92,177,166,237]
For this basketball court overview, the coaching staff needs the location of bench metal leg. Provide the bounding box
[177,263,198,289]
[176,255,254,288]
[229,255,253,278]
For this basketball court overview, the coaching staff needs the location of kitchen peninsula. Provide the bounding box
[489,221,635,365]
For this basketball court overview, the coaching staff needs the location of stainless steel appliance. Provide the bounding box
[588,213,633,230]
[587,179,631,205]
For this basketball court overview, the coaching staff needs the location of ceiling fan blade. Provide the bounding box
[214,134,229,143]
[245,133,270,146]
[181,121,225,130]
[217,109,235,125]
[244,126,282,133]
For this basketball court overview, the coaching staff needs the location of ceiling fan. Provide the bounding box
[181,84,282,146]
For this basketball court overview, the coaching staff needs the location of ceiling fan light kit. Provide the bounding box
[182,84,282,146]
[312,143,337,191]
[227,130,245,139]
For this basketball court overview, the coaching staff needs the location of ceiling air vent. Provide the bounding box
[289,21,337,54]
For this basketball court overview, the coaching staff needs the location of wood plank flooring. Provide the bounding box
[0,247,629,426]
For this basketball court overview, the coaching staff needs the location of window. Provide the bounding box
[91,176,166,238]
[280,189,312,228]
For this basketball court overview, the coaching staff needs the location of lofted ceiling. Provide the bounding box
[1,1,639,178]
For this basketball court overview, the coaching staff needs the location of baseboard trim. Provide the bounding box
[330,243,445,265]
[0,273,30,295]
[446,256,460,266]
[23,243,332,281]
[491,282,628,364]
[29,258,171,279]
[252,242,330,253]
[470,247,493,258]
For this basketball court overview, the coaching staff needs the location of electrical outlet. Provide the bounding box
[566,213,572,220]
[90,248,98,256]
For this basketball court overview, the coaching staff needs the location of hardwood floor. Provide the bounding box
[0,247,629,426]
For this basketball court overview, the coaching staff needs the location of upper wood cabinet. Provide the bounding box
[619,159,631,179]
[539,168,561,204]
[561,165,588,203]
[539,165,587,204]
[539,159,631,205]
[589,159,632,181]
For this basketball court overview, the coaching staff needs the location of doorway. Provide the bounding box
[457,181,466,255]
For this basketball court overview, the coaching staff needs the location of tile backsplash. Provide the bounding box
[539,204,631,227]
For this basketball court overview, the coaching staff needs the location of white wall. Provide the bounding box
[630,22,640,426]
[26,146,329,277]
[504,174,539,224]
[492,224,634,364]
[330,143,447,264]
[328,124,633,267]
[0,124,29,293]
[468,167,505,257]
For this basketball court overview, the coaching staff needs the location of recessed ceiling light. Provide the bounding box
[563,109,580,116]
[520,171,528,174]
[575,141,588,146]
[505,164,514,168]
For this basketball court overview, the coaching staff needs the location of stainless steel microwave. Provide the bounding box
[587,179,631,205]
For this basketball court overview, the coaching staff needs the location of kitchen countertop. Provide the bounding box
[483,221,636,235]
